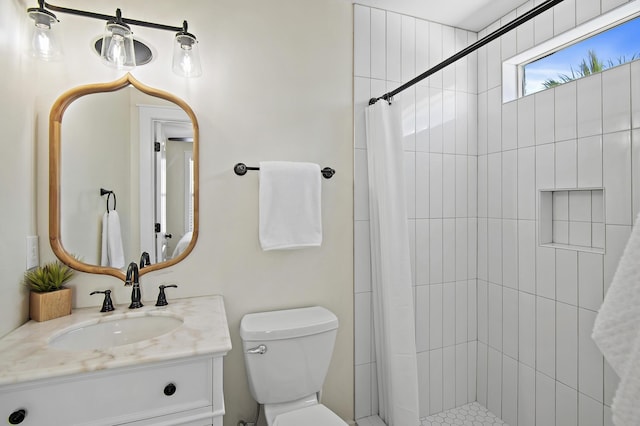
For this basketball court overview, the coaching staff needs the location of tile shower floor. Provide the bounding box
[420,402,508,426]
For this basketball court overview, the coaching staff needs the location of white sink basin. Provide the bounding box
[49,314,183,351]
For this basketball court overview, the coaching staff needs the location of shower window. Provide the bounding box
[523,15,640,96]
[502,1,640,102]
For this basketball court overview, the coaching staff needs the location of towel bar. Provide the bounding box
[233,163,335,179]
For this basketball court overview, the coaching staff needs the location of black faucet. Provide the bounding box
[125,262,143,309]
[139,251,151,269]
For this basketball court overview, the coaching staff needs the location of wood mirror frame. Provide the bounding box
[49,73,199,281]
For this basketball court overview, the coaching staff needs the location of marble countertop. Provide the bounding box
[0,295,232,386]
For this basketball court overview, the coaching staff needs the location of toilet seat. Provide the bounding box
[272,404,347,426]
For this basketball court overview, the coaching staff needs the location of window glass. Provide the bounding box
[523,15,640,96]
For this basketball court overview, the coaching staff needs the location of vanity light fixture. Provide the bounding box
[26,0,61,60]
[99,9,136,70]
[26,0,202,77]
[172,23,202,78]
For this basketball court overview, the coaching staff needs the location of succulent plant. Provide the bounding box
[24,262,74,293]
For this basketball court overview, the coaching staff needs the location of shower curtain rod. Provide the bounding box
[369,0,566,105]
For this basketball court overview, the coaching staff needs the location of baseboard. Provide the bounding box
[355,415,386,426]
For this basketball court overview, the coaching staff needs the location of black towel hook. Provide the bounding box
[100,188,116,212]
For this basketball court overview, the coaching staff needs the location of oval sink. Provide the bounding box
[49,314,183,351]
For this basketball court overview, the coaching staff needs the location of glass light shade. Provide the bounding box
[100,22,136,69]
[172,33,202,78]
[27,10,62,60]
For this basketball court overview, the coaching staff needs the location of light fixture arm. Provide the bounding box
[27,0,58,24]
[42,1,186,33]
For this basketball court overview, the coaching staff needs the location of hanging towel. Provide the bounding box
[100,210,125,269]
[171,231,193,259]
[593,212,640,426]
[258,161,322,250]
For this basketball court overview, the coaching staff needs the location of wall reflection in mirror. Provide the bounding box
[52,75,198,279]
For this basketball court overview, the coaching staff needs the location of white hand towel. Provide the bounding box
[593,212,640,426]
[259,161,322,251]
[101,211,109,267]
[100,210,125,268]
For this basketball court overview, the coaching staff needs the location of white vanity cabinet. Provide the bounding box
[0,297,231,426]
[0,354,225,426]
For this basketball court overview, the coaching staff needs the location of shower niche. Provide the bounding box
[539,188,605,253]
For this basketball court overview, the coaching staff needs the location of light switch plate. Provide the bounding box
[26,235,39,270]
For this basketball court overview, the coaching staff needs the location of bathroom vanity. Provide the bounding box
[0,296,231,426]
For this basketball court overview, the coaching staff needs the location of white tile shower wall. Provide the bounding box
[355,0,639,423]
[475,1,638,425]
[353,4,478,420]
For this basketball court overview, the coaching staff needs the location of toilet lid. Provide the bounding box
[273,404,347,426]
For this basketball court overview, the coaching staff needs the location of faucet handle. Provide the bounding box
[90,290,115,312]
[156,284,178,306]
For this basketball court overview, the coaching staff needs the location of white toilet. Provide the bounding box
[240,306,348,426]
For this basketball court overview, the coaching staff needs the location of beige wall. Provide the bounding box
[0,0,37,337]
[2,0,354,424]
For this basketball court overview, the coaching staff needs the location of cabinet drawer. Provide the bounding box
[1,356,215,426]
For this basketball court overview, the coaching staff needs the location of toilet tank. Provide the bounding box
[240,306,339,404]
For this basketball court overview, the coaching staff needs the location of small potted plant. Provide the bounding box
[25,261,74,322]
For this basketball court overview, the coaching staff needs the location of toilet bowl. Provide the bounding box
[240,306,347,426]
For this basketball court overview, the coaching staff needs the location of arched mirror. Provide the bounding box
[50,74,199,281]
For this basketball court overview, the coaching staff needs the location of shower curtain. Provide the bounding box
[365,100,420,426]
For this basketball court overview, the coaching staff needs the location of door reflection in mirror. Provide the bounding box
[151,120,194,263]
